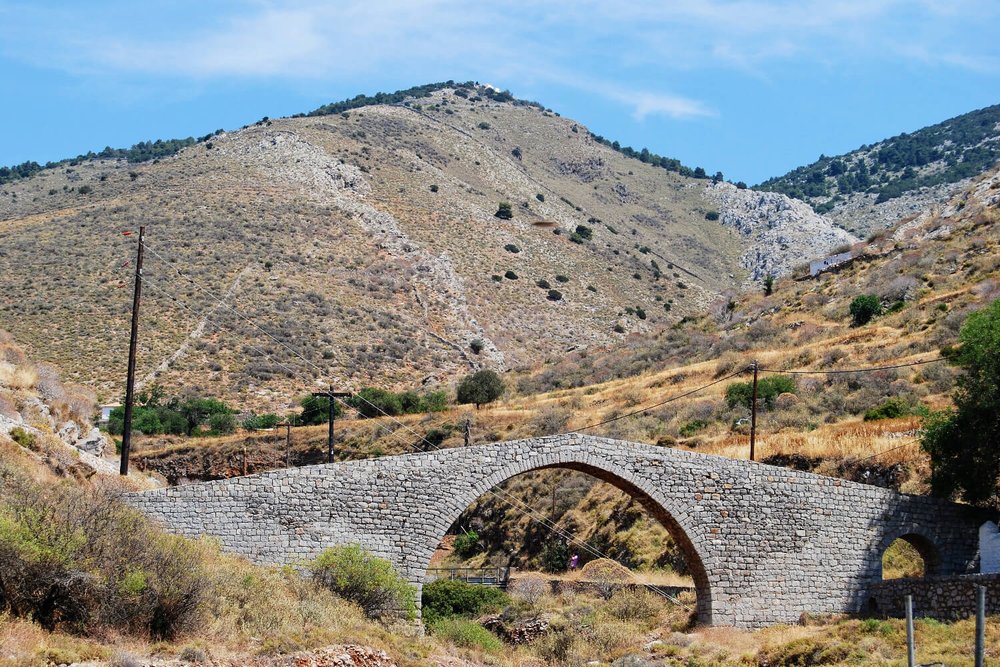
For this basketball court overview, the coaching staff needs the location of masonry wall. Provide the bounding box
[865,574,1000,620]
[125,434,984,629]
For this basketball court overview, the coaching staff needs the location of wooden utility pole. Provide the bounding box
[284,421,292,468]
[312,388,351,463]
[749,360,759,462]
[120,226,145,476]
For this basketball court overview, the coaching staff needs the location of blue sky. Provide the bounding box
[2,1,999,184]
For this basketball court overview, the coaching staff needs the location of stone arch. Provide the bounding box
[415,450,715,625]
[877,527,941,579]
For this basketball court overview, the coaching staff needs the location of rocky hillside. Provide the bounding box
[758,103,1000,236]
[0,83,850,410]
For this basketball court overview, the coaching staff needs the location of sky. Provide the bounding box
[1,1,999,184]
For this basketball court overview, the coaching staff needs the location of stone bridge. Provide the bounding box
[127,434,985,628]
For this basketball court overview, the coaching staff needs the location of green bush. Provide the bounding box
[428,617,501,651]
[309,545,415,620]
[421,390,449,412]
[725,375,797,410]
[850,294,883,326]
[535,193,545,202]
[297,395,344,425]
[864,398,913,421]
[9,427,37,450]
[679,420,707,437]
[242,413,283,431]
[208,412,236,435]
[421,579,507,622]
[704,211,719,221]
[477,121,491,130]
[504,270,518,280]
[536,279,551,289]
[349,387,403,418]
[0,466,210,638]
[504,243,520,253]
[495,202,513,219]
[452,531,481,558]
[546,289,563,301]
[541,539,569,572]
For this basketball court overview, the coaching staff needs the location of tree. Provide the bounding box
[850,294,882,326]
[763,275,775,296]
[349,387,402,419]
[298,395,343,425]
[495,202,513,219]
[456,370,505,409]
[922,299,1000,508]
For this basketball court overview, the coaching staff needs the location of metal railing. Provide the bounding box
[426,566,511,589]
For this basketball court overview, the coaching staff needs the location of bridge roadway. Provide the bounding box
[126,434,984,628]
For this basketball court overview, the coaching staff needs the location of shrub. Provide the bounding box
[495,202,513,219]
[704,211,719,221]
[535,193,545,202]
[452,531,481,558]
[541,539,569,572]
[9,427,36,450]
[456,370,505,409]
[242,413,283,431]
[421,390,449,412]
[864,397,913,421]
[555,274,569,283]
[477,121,491,130]
[421,579,506,622]
[725,375,797,410]
[298,395,344,425]
[536,279,551,289]
[208,412,236,435]
[0,466,210,638]
[504,270,518,280]
[428,618,501,652]
[349,387,403,418]
[679,420,707,437]
[546,289,563,301]
[604,588,664,622]
[469,338,485,354]
[850,294,883,326]
[309,545,415,620]
[504,243,520,253]
[429,184,439,192]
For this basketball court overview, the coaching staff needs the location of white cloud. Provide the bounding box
[1,0,996,114]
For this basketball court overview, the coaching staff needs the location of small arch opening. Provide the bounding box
[882,533,939,580]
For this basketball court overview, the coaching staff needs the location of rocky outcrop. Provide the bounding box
[704,182,858,283]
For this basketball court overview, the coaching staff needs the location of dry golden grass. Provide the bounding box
[0,361,37,389]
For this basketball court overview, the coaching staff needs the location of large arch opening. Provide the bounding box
[421,460,712,627]
[881,533,940,580]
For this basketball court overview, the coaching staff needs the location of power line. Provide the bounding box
[139,264,691,607]
[758,357,945,375]
[571,368,749,433]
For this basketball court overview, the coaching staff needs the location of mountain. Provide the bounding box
[758,103,1000,236]
[0,82,850,408]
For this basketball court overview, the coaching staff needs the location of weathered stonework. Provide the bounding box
[126,435,984,628]
[865,573,1000,621]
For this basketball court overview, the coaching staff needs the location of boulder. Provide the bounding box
[75,427,108,456]
[57,421,80,445]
